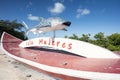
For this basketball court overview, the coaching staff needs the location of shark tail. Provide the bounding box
[22,21,29,38]
[22,21,29,30]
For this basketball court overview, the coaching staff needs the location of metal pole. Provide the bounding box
[53,30,56,38]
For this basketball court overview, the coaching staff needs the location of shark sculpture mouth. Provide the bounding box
[62,21,71,26]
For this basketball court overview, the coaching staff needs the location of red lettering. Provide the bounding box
[44,40,47,44]
[39,39,43,44]
[68,43,72,50]
[52,41,55,46]
[56,41,60,47]
[48,38,51,45]
[31,41,33,45]
[26,42,28,46]
[26,41,33,46]
[62,43,66,48]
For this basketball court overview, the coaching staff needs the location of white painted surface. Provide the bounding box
[19,37,120,58]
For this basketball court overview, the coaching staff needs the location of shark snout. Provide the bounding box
[62,21,71,26]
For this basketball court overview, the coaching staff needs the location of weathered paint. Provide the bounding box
[1,32,120,80]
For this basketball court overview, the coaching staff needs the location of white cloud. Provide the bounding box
[76,8,90,18]
[48,2,65,14]
[28,14,39,21]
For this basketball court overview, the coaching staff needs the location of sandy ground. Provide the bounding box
[0,47,59,80]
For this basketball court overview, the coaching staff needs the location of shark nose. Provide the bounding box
[62,21,71,26]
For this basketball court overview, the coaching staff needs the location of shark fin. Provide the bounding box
[62,28,67,31]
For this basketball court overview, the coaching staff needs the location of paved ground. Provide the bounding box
[0,47,59,80]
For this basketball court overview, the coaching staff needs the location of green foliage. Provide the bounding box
[0,20,27,40]
[65,32,120,51]
[79,34,91,42]
[94,32,104,40]
[69,34,79,40]
[107,33,120,51]
[107,44,120,51]
[93,32,108,48]
[107,33,120,46]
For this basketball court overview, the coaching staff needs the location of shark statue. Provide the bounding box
[22,17,71,37]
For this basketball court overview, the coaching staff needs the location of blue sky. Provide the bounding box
[0,0,120,38]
